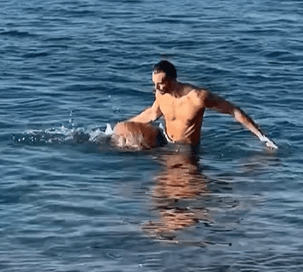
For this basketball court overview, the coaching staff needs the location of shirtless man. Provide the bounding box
[113,60,277,150]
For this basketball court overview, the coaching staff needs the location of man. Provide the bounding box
[113,60,277,150]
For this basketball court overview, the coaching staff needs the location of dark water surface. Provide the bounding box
[1,0,303,271]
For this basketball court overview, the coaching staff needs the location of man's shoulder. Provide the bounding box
[180,81,206,92]
[186,86,209,100]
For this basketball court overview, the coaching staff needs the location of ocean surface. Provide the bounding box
[1,0,303,271]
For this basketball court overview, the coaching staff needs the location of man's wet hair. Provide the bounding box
[153,60,177,79]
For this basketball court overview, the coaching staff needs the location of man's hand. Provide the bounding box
[259,134,278,149]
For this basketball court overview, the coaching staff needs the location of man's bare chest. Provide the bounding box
[158,95,203,121]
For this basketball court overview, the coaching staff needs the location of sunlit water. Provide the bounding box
[1,0,303,271]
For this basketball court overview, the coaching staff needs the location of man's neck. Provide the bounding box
[169,80,183,98]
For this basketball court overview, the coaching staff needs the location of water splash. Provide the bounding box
[13,124,113,146]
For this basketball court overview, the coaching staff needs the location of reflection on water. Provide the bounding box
[143,147,212,240]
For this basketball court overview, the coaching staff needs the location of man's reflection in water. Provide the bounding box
[143,146,212,240]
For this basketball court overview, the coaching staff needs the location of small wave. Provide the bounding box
[22,52,50,58]
[0,30,35,38]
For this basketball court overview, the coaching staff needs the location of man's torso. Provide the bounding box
[156,84,207,145]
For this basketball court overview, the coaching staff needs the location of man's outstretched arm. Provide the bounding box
[203,91,277,149]
[129,99,162,123]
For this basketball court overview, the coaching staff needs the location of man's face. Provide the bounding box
[152,72,170,94]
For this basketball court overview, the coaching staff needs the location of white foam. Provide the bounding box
[104,123,114,135]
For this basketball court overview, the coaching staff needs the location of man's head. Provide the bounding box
[152,60,177,94]
[153,60,177,79]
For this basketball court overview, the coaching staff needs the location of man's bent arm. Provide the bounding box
[204,91,277,149]
[129,100,162,123]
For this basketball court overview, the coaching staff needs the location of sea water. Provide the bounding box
[1,0,303,271]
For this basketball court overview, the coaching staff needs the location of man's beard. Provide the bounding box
[154,87,168,94]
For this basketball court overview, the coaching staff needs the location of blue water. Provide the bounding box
[1,0,303,271]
